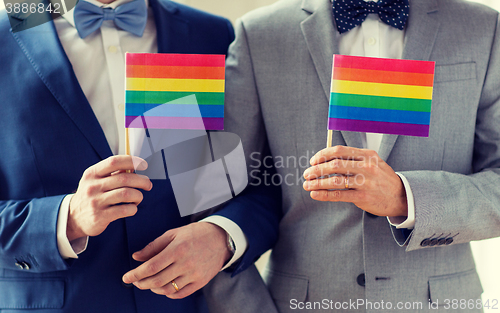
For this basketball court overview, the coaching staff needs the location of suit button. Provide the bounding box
[437,238,446,246]
[445,238,454,245]
[357,273,365,287]
[420,239,430,247]
[366,212,378,218]
[429,238,438,246]
[15,261,30,270]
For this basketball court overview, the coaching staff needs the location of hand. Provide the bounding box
[302,145,407,217]
[67,155,152,241]
[122,222,232,299]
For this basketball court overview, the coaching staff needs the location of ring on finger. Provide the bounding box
[344,175,349,189]
[171,280,180,292]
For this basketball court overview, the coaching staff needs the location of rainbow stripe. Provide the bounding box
[125,53,225,130]
[328,55,435,137]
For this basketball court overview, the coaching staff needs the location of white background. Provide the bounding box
[1,0,499,310]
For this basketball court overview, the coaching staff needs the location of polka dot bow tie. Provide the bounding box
[333,0,410,34]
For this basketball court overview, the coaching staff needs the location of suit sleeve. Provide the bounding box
[210,18,283,276]
[0,197,71,273]
[395,14,500,251]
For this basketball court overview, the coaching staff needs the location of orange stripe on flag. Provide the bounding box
[126,65,225,80]
[333,67,434,87]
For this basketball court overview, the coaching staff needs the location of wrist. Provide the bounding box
[202,222,233,266]
[67,199,85,242]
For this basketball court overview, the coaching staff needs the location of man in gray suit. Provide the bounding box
[204,0,500,312]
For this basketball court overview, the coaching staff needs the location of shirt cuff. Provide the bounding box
[387,173,415,229]
[201,215,248,271]
[57,194,89,259]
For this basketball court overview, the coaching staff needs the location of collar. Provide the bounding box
[59,0,149,27]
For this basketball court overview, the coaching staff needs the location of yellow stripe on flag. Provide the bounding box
[331,80,433,100]
[126,78,225,92]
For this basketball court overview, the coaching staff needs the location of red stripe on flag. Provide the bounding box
[126,53,226,67]
[333,55,435,74]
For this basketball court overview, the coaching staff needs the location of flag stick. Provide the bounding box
[126,127,132,173]
[326,130,333,148]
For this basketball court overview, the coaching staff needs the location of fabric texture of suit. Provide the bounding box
[0,1,281,312]
[204,0,500,312]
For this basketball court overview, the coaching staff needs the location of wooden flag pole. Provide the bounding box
[327,129,333,148]
[126,127,132,173]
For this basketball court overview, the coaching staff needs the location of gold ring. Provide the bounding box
[344,176,349,189]
[171,280,180,292]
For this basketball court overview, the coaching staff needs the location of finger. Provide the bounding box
[303,175,350,191]
[94,155,148,177]
[310,189,360,202]
[165,282,198,299]
[149,276,188,297]
[134,265,179,291]
[304,159,359,179]
[310,145,376,166]
[132,232,175,262]
[101,173,152,192]
[102,203,138,222]
[122,249,174,284]
[101,187,144,206]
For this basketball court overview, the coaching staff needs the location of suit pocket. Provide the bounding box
[0,278,64,309]
[434,62,476,83]
[428,269,483,305]
[266,269,309,303]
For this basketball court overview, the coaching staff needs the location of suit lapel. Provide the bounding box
[301,0,363,148]
[10,21,112,160]
[378,0,440,161]
[151,0,189,53]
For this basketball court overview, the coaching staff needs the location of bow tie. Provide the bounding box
[74,0,147,39]
[333,0,409,34]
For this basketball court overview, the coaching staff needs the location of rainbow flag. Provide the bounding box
[328,55,435,137]
[125,53,225,130]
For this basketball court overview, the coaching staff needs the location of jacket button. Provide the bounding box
[437,238,446,246]
[445,238,454,245]
[15,261,30,270]
[420,239,430,247]
[429,238,438,246]
[357,273,365,287]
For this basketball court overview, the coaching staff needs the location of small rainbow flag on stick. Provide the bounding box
[328,55,435,138]
[125,53,225,130]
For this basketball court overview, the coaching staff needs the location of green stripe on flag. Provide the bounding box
[126,91,225,105]
[330,93,432,112]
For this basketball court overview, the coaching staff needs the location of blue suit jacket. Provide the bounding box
[0,1,281,312]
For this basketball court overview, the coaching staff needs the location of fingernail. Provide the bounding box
[303,181,309,190]
[311,191,319,198]
[136,161,147,171]
[303,169,310,179]
[122,275,130,284]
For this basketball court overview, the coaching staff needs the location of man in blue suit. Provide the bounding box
[0,0,280,312]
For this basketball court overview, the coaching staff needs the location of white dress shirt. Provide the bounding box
[53,0,247,270]
[335,0,416,229]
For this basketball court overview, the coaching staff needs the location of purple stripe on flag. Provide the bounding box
[126,116,224,130]
[328,118,430,137]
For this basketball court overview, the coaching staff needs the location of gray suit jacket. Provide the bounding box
[204,0,500,312]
